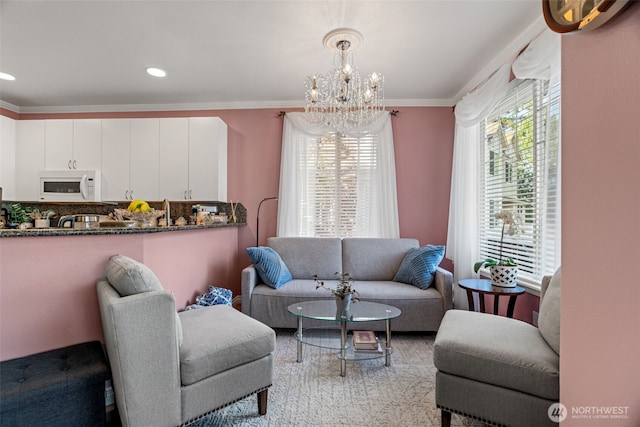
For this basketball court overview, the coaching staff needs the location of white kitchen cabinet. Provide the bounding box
[15,120,46,200]
[159,118,190,200]
[159,117,227,201]
[189,117,227,201]
[45,119,101,170]
[0,115,17,200]
[129,119,159,201]
[101,118,159,201]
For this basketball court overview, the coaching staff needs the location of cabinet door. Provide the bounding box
[159,118,189,200]
[0,115,17,200]
[44,119,73,170]
[101,119,131,201]
[188,117,227,201]
[130,119,159,201]
[73,119,101,170]
[16,120,45,200]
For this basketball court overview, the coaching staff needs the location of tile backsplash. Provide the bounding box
[1,200,246,226]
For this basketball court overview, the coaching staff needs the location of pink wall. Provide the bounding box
[0,228,238,360]
[561,3,640,425]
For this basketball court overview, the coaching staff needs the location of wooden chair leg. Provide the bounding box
[441,409,452,427]
[257,389,268,415]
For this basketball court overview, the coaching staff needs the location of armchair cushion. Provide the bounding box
[246,246,292,289]
[178,305,276,386]
[105,254,163,296]
[538,268,561,355]
[393,245,445,289]
[434,310,559,400]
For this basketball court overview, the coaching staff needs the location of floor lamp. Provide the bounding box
[256,196,278,247]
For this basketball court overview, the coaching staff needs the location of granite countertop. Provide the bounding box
[0,222,246,238]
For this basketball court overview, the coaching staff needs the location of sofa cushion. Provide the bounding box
[342,238,419,281]
[105,254,163,296]
[434,310,559,400]
[268,237,342,280]
[538,267,561,355]
[393,245,445,289]
[246,246,292,289]
[178,305,276,386]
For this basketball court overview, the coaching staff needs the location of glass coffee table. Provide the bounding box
[287,300,401,376]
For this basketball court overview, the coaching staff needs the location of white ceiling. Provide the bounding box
[0,0,546,113]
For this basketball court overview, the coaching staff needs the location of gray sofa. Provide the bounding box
[241,237,453,331]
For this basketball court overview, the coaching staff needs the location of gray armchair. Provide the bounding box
[434,268,561,427]
[97,255,276,427]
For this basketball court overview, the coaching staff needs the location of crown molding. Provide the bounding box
[2,98,454,115]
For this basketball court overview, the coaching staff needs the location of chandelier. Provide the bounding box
[305,29,385,133]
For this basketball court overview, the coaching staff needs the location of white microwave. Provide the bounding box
[38,170,101,202]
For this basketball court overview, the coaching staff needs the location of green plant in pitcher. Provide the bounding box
[10,203,33,225]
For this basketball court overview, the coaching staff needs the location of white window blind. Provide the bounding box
[299,133,376,237]
[478,79,561,284]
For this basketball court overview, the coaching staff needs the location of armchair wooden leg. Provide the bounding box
[257,389,268,415]
[441,409,451,427]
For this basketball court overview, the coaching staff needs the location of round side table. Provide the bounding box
[458,279,525,318]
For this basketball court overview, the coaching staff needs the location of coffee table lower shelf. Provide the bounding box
[293,328,393,362]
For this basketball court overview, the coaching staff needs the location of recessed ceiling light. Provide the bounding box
[0,72,16,81]
[146,67,167,78]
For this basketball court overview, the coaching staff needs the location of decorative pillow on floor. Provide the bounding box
[393,245,445,289]
[247,246,292,289]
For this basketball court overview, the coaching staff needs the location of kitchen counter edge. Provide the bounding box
[0,222,246,238]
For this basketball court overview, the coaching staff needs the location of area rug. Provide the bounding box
[189,329,485,427]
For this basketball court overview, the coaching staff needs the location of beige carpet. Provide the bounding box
[189,329,486,427]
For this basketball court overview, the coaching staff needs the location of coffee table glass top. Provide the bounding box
[287,299,401,322]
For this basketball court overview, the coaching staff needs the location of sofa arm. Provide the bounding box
[241,265,260,316]
[434,267,454,311]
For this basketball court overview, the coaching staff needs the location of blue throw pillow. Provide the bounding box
[393,245,445,289]
[246,246,292,289]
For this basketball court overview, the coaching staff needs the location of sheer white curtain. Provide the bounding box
[446,64,511,308]
[446,29,560,307]
[513,29,562,272]
[278,111,399,238]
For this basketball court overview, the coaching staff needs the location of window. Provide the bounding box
[478,79,560,284]
[279,112,398,239]
[300,132,376,237]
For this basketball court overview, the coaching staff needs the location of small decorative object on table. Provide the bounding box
[352,330,380,352]
[114,200,165,228]
[314,272,359,318]
[30,208,56,228]
[474,209,523,287]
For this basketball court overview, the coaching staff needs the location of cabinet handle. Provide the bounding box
[130,190,134,200]
[125,190,129,200]
[189,189,192,200]
[72,160,77,169]
[68,160,72,169]
[184,190,188,200]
